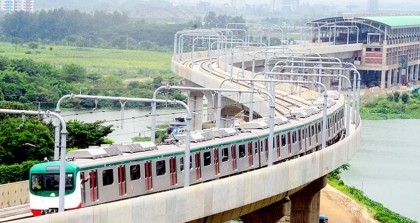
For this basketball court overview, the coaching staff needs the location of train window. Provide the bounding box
[311,125,315,136]
[156,160,166,176]
[130,164,141,181]
[102,169,114,186]
[31,174,44,191]
[65,174,74,189]
[203,151,211,166]
[255,141,258,154]
[239,144,246,158]
[281,134,286,146]
[318,123,321,132]
[222,147,229,162]
[179,156,193,171]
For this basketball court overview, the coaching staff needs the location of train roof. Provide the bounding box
[30,161,79,174]
[54,92,345,171]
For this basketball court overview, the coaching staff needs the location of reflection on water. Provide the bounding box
[341,119,420,221]
[59,109,186,143]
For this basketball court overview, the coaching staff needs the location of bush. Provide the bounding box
[28,42,39,49]
[401,93,409,104]
[0,160,41,184]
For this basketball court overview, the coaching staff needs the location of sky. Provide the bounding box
[172,0,420,8]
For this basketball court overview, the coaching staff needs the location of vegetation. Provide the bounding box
[0,160,41,184]
[1,9,184,51]
[360,92,420,120]
[328,165,416,223]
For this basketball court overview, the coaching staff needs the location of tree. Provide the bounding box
[0,117,54,165]
[61,64,87,83]
[66,120,114,149]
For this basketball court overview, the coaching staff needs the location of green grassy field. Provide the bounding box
[0,42,172,77]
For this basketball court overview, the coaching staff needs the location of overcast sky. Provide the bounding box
[172,0,420,8]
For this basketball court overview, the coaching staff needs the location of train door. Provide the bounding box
[153,159,168,192]
[287,132,292,156]
[328,117,332,140]
[298,129,302,153]
[214,148,220,176]
[127,163,145,197]
[201,150,213,181]
[258,138,268,167]
[80,172,87,205]
[290,131,298,157]
[144,161,153,192]
[303,127,308,153]
[306,125,312,150]
[236,144,247,172]
[219,146,230,177]
[247,142,254,168]
[317,122,322,148]
[195,153,202,181]
[315,123,319,147]
[100,168,118,203]
[231,145,237,172]
[280,134,288,160]
[118,165,126,197]
[177,156,185,187]
[276,135,281,159]
[169,157,177,187]
[89,170,98,203]
[310,125,316,148]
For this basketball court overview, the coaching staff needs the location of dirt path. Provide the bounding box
[320,184,378,223]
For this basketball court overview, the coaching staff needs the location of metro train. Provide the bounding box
[29,94,346,216]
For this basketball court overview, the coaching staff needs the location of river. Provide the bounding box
[341,119,420,221]
[59,108,186,143]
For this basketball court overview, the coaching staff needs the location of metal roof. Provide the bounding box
[360,16,420,28]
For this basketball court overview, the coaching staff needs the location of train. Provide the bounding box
[29,93,346,216]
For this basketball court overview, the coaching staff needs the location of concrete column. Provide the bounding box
[387,70,392,88]
[410,65,415,82]
[415,64,420,83]
[289,176,327,223]
[380,69,386,88]
[393,69,398,85]
[188,91,204,131]
[241,198,291,223]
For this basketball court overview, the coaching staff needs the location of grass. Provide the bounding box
[0,42,172,77]
[329,179,416,223]
[360,93,420,120]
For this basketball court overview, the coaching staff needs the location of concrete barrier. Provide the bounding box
[0,181,29,208]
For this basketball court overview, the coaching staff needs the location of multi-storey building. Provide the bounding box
[0,0,34,13]
[309,14,420,88]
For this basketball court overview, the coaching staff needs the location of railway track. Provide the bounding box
[192,58,315,115]
[0,204,32,222]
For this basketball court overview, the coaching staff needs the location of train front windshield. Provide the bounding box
[31,173,74,191]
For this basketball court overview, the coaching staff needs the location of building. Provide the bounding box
[309,14,420,88]
[271,0,299,12]
[0,0,34,13]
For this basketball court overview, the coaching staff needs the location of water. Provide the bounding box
[341,119,420,221]
[58,108,186,143]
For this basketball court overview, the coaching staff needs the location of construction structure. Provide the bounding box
[309,14,420,88]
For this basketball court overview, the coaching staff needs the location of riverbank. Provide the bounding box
[321,184,377,223]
